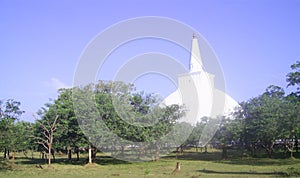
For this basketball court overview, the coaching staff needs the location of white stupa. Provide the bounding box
[163,33,238,125]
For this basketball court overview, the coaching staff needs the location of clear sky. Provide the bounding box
[1,0,299,122]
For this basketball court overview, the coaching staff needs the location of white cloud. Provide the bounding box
[42,78,71,90]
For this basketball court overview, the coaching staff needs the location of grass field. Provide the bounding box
[1,149,300,178]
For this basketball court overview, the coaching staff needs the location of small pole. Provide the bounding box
[88,137,92,164]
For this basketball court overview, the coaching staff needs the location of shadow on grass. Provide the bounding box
[198,169,286,176]
[165,151,222,161]
[94,155,130,165]
[17,157,84,166]
[164,150,300,167]
[17,155,130,166]
[3,150,300,170]
[218,158,300,167]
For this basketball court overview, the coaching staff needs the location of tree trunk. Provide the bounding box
[51,149,56,162]
[121,146,124,156]
[4,148,10,160]
[12,149,16,161]
[92,147,97,163]
[285,141,295,158]
[31,149,34,159]
[23,150,29,159]
[250,143,256,157]
[68,147,72,160]
[152,143,160,161]
[295,135,298,153]
[48,144,52,166]
[76,150,80,161]
[262,142,274,158]
[4,148,7,159]
[268,148,273,158]
[40,151,44,160]
[222,146,227,160]
[240,145,245,159]
[176,148,179,159]
[155,144,160,161]
[88,146,92,164]
[180,145,183,154]
[75,146,80,161]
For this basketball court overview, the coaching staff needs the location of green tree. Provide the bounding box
[10,121,34,160]
[0,99,24,159]
[73,80,185,162]
[234,86,285,158]
[186,118,209,153]
[186,122,204,151]
[49,88,87,161]
[278,94,300,158]
[287,61,300,93]
[285,61,300,155]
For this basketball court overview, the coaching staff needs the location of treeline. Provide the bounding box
[186,61,300,159]
[0,81,185,165]
[0,61,299,165]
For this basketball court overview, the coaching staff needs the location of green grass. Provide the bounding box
[1,149,300,178]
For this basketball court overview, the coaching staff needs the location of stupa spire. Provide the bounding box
[190,33,203,72]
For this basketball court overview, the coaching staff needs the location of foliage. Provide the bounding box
[2,60,300,165]
[73,81,185,161]
[216,61,300,158]
[286,60,300,92]
[0,99,27,159]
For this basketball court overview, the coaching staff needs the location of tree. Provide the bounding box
[48,88,88,161]
[218,61,300,159]
[286,61,300,93]
[0,99,24,159]
[233,86,285,158]
[72,84,103,163]
[278,95,300,158]
[186,122,204,152]
[73,80,185,162]
[214,117,235,159]
[285,61,300,156]
[186,118,210,153]
[10,121,34,160]
[34,115,59,167]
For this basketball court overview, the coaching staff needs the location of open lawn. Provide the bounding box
[1,149,300,178]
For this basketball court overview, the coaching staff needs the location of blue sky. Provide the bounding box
[1,0,299,122]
